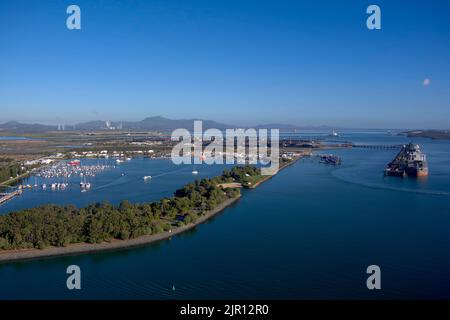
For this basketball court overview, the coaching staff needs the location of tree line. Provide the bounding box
[0,166,260,250]
[0,159,27,184]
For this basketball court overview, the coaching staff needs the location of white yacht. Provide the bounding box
[330,129,339,137]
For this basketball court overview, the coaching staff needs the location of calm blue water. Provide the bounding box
[0,136,42,140]
[1,132,450,299]
[0,159,229,214]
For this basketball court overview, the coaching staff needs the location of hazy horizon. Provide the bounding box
[0,115,446,131]
[1,0,450,129]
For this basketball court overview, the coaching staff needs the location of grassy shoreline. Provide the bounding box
[246,156,301,189]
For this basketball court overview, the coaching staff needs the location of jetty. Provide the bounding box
[0,190,22,205]
[352,144,403,150]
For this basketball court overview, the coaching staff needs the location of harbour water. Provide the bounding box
[0,136,42,141]
[1,132,450,299]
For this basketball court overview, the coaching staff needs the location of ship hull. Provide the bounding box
[416,169,429,177]
[384,143,428,178]
[405,164,428,177]
[384,169,406,177]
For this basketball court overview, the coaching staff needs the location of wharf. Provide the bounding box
[352,144,403,150]
[0,190,22,205]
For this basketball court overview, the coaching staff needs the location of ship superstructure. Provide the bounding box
[384,143,428,177]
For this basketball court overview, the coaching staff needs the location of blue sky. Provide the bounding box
[1,0,449,129]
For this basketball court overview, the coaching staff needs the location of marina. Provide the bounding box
[36,160,113,180]
[27,160,115,191]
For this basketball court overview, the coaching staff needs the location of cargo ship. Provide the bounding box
[384,143,428,177]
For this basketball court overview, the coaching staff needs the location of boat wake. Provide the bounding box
[89,166,191,192]
[89,175,129,192]
[331,167,450,197]
[149,166,192,179]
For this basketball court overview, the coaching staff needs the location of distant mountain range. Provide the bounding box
[0,116,231,133]
[0,116,335,133]
[82,116,231,131]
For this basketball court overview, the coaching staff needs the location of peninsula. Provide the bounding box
[401,130,450,140]
[0,158,298,263]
